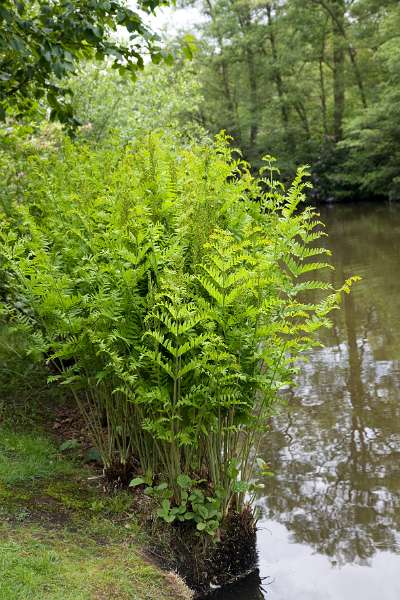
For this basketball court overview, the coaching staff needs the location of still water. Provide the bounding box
[214,203,400,600]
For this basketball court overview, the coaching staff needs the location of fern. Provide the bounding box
[0,133,357,527]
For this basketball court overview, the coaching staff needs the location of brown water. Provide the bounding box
[213,203,400,600]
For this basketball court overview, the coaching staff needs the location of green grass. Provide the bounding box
[0,425,192,600]
[0,524,187,600]
[0,429,75,484]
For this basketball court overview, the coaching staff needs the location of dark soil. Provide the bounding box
[51,402,91,450]
[103,459,138,489]
[147,505,258,598]
[26,495,73,527]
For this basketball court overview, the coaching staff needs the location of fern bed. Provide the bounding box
[0,133,355,593]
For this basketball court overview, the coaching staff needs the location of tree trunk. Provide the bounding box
[245,45,259,148]
[347,44,367,109]
[319,58,328,140]
[294,100,311,137]
[332,0,345,142]
[266,4,293,147]
[234,3,259,152]
[204,0,242,145]
[314,0,367,111]
[319,26,329,140]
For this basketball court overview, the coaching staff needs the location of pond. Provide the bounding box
[213,202,400,600]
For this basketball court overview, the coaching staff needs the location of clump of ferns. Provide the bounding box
[0,133,359,535]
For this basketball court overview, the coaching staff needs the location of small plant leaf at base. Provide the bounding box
[59,439,80,452]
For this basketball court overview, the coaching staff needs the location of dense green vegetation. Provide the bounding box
[175,0,400,200]
[69,61,205,143]
[1,133,355,537]
[33,0,400,201]
[1,1,398,201]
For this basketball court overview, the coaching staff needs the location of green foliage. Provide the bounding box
[0,0,168,125]
[0,319,62,423]
[0,121,63,218]
[69,61,206,143]
[338,5,400,200]
[177,0,400,198]
[0,133,356,535]
[132,474,224,536]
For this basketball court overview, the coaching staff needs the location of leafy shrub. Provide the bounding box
[0,134,356,533]
[69,61,206,144]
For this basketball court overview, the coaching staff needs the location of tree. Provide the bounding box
[181,0,400,198]
[0,0,170,125]
[339,4,400,200]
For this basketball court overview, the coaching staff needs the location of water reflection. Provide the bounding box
[224,203,400,599]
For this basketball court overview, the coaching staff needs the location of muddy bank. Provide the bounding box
[144,505,258,598]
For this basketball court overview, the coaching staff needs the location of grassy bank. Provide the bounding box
[0,425,192,600]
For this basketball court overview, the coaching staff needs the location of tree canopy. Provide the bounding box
[179,0,400,199]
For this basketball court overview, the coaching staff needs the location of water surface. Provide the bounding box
[214,203,400,600]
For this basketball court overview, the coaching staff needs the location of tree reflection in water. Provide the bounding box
[258,203,400,567]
